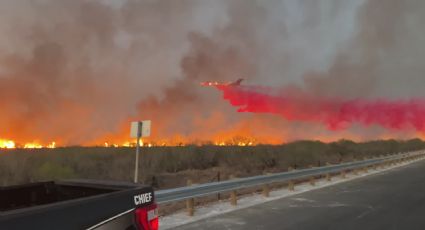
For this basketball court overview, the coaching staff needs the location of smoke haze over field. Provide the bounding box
[0,0,425,145]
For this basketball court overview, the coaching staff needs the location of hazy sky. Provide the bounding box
[0,0,424,144]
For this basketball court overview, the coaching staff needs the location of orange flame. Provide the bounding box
[24,143,43,149]
[0,139,15,149]
[0,139,57,149]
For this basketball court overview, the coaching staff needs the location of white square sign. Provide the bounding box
[130,120,151,138]
[141,120,151,137]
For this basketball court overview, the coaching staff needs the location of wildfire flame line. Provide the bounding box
[0,139,56,149]
[0,138,256,149]
[0,139,15,149]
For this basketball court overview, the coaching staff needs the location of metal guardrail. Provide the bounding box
[156,151,425,205]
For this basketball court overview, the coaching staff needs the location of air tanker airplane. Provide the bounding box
[200,78,244,87]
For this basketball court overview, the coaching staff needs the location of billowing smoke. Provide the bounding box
[0,0,424,145]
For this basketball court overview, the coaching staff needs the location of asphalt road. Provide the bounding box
[175,160,425,230]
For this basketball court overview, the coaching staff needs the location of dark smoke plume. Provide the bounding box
[0,0,424,145]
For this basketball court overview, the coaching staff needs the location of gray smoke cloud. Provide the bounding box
[0,0,423,145]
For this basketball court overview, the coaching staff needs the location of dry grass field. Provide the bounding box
[1,139,424,189]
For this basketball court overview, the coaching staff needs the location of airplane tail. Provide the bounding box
[229,78,244,86]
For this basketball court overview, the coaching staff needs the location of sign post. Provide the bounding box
[130,120,151,183]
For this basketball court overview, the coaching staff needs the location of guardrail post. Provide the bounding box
[262,184,270,197]
[186,179,195,216]
[230,191,237,206]
[229,175,238,206]
[341,170,346,179]
[288,167,295,191]
[309,165,316,186]
[326,173,331,181]
[187,198,194,217]
[382,162,387,168]
[325,163,331,181]
[288,180,295,191]
[261,172,271,197]
[310,176,316,186]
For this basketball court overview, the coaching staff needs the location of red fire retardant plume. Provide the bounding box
[215,85,425,132]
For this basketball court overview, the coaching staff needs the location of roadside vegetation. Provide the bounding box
[1,139,424,188]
